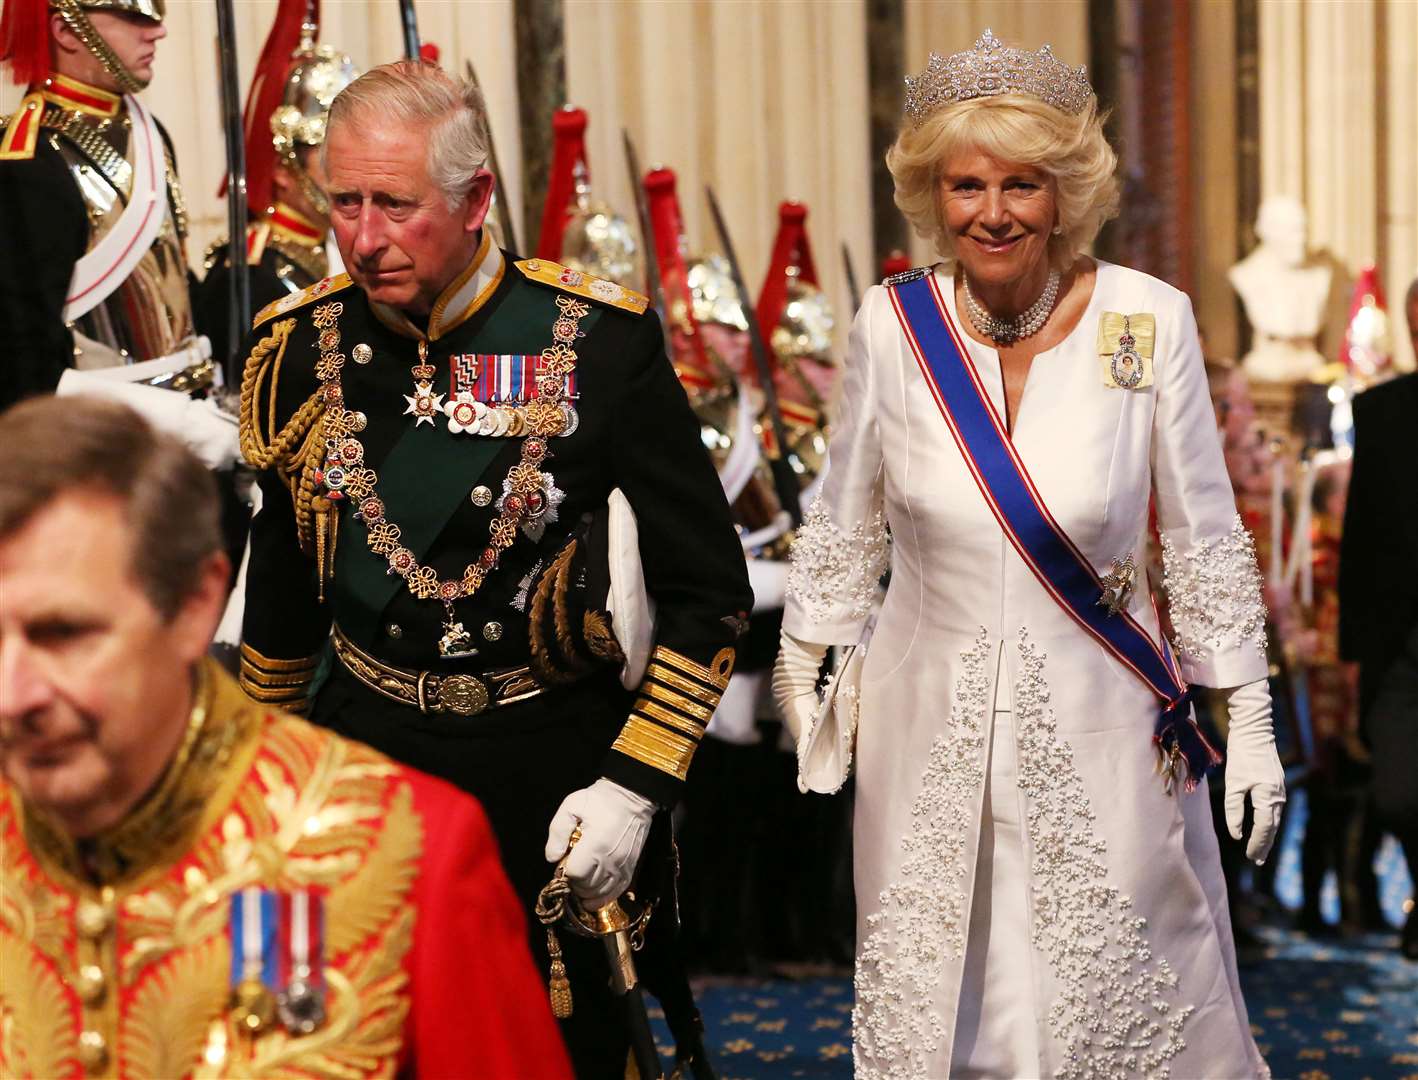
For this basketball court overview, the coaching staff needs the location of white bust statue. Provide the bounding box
[1229,196,1331,382]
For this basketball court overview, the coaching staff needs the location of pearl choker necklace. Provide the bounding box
[961,269,1061,344]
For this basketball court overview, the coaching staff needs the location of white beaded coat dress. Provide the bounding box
[782,262,1270,1079]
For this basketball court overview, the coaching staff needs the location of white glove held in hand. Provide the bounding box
[772,630,828,743]
[545,778,656,909]
[1222,677,1287,864]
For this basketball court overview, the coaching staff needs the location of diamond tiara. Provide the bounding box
[904,29,1095,127]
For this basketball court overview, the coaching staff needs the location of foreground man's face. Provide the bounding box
[0,492,213,837]
[325,120,488,316]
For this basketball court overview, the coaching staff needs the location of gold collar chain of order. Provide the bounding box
[310,294,590,655]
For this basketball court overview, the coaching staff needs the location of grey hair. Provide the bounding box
[324,60,489,211]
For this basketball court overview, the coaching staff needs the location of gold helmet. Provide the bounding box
[561,163,639,286]
[773,265,835,364]
[686,253,749,332]
[270,24,360,218]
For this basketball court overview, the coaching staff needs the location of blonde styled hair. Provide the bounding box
[887,93,1119,272]
[324,60,489,211]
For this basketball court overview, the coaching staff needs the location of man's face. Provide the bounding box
[326,119,493,316]
[53,11,166,90]
[0,492,224,837]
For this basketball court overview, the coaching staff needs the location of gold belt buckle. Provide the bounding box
[435,674,490,716]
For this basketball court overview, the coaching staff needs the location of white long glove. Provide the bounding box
[1222,677,1287,864]
[545,778,656,909]
[771,629,828,744]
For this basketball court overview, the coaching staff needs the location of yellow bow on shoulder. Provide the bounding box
[1096,311,1156,358]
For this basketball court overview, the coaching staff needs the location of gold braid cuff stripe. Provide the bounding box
[650,645,735,693]
[239,643,319,674]
[633,700,706,741]
[641,680,715,724]
[611,716,698,781]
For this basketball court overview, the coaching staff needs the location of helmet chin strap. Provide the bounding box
[52,0,148,95]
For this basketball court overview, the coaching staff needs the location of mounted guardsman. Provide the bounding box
[0,0,211,408]
[236,59,751,1077]
[195,6,359,369]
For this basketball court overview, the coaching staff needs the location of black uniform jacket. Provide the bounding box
[237,235,753,813]
[1339,371,1418,724]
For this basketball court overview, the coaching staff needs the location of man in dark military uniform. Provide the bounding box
[0,0,210,409]
[237,60,751,1077]
[195,19,359,368]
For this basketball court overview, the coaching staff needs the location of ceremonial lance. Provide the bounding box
[215,0,250,383]
[704,186,804,527]
[621,130,667,328]
[463,59,519,254]
[398,0,420,61]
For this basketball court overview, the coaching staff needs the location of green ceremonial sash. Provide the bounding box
[335,428,507,645]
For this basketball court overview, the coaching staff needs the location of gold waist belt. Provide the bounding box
[331,624,545,717]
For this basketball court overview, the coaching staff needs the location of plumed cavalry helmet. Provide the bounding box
[561,162,639,287]
[0,0,163,93]
[269,23,359,217]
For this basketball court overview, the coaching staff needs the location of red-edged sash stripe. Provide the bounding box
[887,272,1218,788]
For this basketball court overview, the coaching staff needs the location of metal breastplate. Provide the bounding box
[46,105,194,366]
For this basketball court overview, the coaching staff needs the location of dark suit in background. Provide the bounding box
[1339,370,1418,955]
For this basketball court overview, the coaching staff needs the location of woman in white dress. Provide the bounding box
[773,30,1285,1080]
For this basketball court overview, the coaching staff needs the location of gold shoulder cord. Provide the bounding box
[238,317,335,587]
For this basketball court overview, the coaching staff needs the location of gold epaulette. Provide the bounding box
[252,271,353,330]
[515,258,649,315]
[0,92,44,161]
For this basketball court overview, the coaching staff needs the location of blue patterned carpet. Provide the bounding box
[652,928,1416,1079]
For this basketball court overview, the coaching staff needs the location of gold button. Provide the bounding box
[482,621,503,642]
[78,1030,107,1071]
[76,964,106,1004]
[385,623,402,639]
[470,485,493,508]
[76,900,111,939]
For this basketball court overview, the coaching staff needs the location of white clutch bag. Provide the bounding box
[796,637,868,795]
[606,488,656,689]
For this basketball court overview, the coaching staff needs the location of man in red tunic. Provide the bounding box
[0,394,570,1079]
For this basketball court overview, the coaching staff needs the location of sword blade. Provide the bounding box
[703,185,803,526]
[842,241,861,314]
[621,129,665,325]
[214,0,249,382]
[464,59,519,254]
[398,0,420,61]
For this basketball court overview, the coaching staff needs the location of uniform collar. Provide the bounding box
[41,73,123,118]
[267,201,325,245]
[370,230,505,342]
[16,660,261,888]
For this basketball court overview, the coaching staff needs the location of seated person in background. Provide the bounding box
[0,395,570,1079]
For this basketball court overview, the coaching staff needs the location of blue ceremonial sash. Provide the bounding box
[887,271,1218,790]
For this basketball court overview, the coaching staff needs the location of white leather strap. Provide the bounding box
[64,96,167,321]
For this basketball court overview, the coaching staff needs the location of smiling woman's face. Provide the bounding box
[939,151,1057,291]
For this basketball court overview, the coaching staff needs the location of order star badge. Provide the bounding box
[1097,554,1137,617]
[404,385,444,426]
